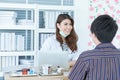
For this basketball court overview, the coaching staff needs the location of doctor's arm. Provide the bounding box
[40,39,51,52]
[69,51,80,68]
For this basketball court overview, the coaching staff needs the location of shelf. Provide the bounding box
[0,25,35,30]
[0,3,35,10]
[38,29,55,33]
[37,5,74,10]
[0,51,35,56]
[0,3,74,10]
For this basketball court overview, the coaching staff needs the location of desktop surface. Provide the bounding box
[4,73,69,80]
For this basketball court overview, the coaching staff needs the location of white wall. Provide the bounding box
[74,0,90,53]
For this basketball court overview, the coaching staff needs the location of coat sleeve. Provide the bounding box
[40,37,51,52]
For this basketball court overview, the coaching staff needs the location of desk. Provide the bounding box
[4,74,69,80]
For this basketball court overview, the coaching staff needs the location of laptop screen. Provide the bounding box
[37,51,69,69]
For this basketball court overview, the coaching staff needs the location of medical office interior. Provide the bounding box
[0,0,120,80]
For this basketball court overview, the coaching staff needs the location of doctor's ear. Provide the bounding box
[57,23,60,29]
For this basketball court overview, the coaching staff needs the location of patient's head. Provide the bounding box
[90,14,118,44]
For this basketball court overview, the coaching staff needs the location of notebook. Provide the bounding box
[37,51,69,76]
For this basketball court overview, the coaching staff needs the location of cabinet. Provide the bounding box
[0,0,75,73]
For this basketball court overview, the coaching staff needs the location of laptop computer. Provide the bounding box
[37,51,69,76]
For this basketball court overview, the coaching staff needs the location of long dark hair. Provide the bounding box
[56,14,78,52]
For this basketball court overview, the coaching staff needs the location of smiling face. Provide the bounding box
[57,19,73,35]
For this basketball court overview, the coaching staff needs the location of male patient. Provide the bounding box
[69,14,120,80]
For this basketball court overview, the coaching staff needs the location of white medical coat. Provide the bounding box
[40,35,79,61]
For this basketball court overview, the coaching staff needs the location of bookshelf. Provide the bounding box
[0,0,75,73]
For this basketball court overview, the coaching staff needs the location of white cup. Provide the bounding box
[57,68,63,74]
[41,64,52,75]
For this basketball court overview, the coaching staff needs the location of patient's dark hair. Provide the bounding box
[90,14,118,43]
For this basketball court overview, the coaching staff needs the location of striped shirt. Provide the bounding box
[69,43,120,80]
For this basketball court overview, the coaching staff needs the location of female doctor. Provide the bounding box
[40,14,79,67]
